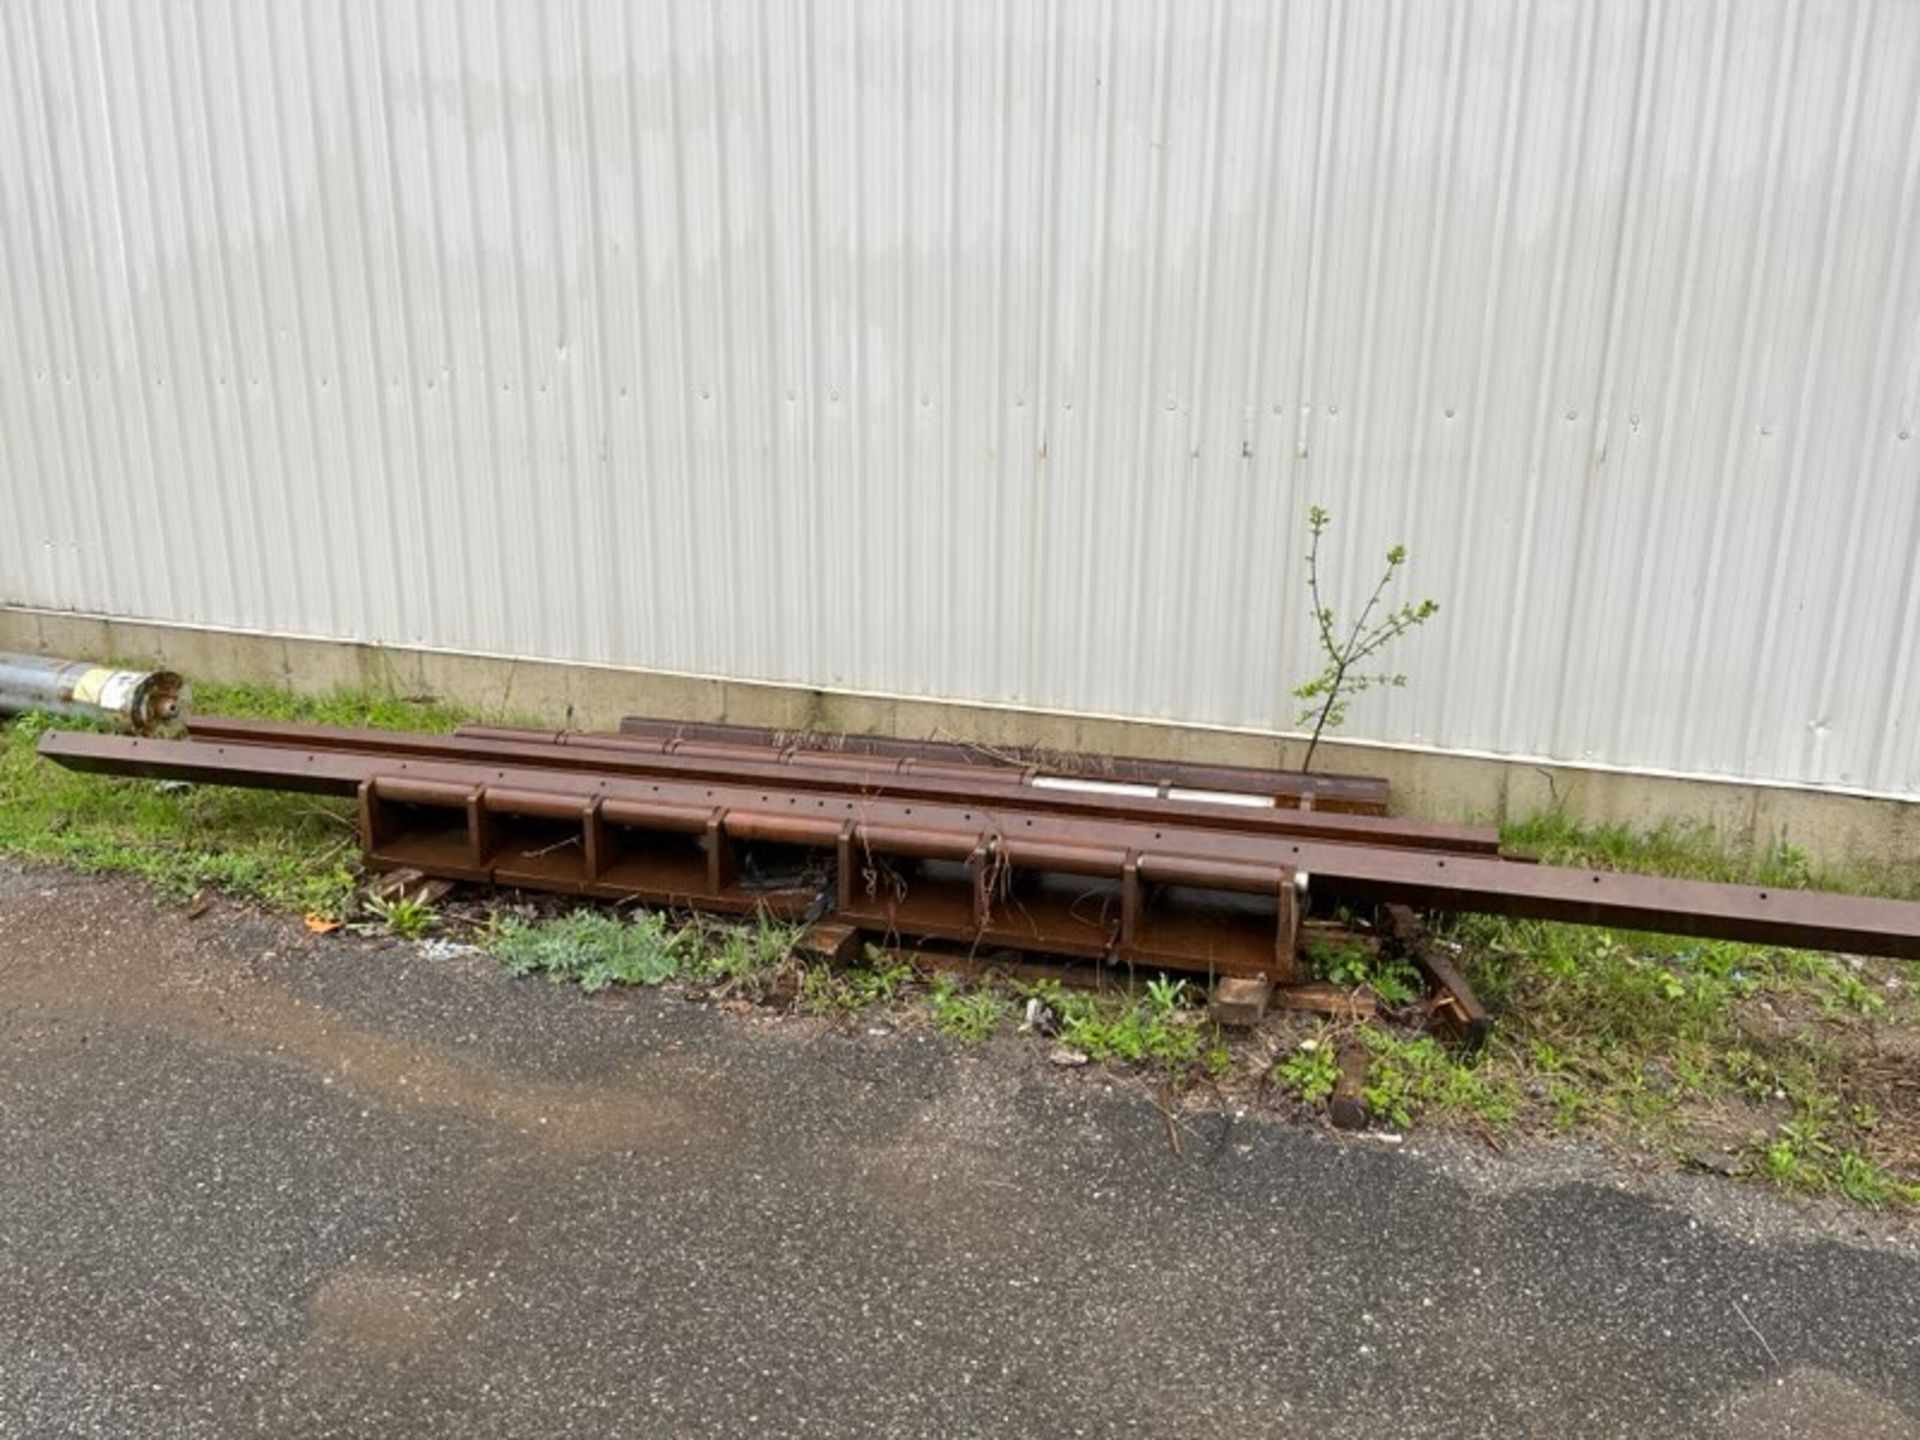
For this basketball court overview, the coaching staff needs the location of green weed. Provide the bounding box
[926,975,1010,1042]
[690,910,802,986]
[491,908,690,991]
[800,950,913,1014]
[1301,931,1424,1008]
[366,892,436,940]
[1274,1035,1340,1105]
[1043,974,1208,1069]
[1356,1026,1519,1130]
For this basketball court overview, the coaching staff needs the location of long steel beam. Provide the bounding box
[40,729,1920,961]
[603,716,1391,813]
[182,716,1495,855]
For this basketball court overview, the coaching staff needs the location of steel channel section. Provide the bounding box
[40,730,1920,962]
[183,717,1487,855]
[354,769,1299,978]
[601,716,1392,812]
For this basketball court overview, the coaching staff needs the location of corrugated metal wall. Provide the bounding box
[2,0,1917,795]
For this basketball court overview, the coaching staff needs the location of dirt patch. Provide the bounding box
[308,1266,486,1364]
[853,1055,1052,1254]
[1710,1367,1918,1439]
[0,871,738,1159]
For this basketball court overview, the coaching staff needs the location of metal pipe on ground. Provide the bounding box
[0,653,187,733]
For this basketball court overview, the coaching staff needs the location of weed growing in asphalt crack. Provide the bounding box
[1275,1034,1340,1105]
[365,892,436,940]
[800,949,913,1014]
[492,908,690,990]
[926,976,1010,1042]
[1019,975,1211,1069]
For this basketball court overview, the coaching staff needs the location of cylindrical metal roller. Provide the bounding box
[1136,854,1290,894]
[997,839,1130,877]
[852,823,982,862]
[598,798,714,833]
[369,774,476,808]
[722,811,846,848]
[0,653,187,733]
[480,786,591,820]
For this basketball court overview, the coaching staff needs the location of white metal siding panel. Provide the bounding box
[1,0,1917,794]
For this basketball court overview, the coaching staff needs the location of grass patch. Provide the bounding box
[1264,814,1919,1210]
[800,949,914,1014]
[1271,1025,1520,1131]
[365,892,438,940]
[926,975,1011,1042]
[1433,811,1920,1207]
[1020,974,1213,1071]
[699,912,804,988]
[490,907,801,995]
[494,908,690,990]
[1499,810,1920,901]
[0,682,473,917]
[1274,1033,1341,1105]
[1355,1026,1521,1130]
[1301,930,1423,1008]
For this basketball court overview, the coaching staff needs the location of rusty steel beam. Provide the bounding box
[39,729,1920,961]
[44,730,1302,977]
[1380,903,1492,1053]
[603,716,1391,813]
[183,716,1495,855]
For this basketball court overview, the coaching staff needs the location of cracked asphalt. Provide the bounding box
[1,861,1916,1438]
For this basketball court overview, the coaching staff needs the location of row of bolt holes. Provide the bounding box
[326,754,1768,897]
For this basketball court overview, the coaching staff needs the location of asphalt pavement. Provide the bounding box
[2,861,1916,1438]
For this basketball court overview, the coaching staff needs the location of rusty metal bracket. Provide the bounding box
[1380,903,1492,1053]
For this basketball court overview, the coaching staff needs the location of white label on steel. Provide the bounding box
[1165,787,1275,809]
[1029,776,1160,799]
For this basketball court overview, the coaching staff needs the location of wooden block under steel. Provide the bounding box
[1270,982,1378,1020]
[1209,975,1274,1028]
[796,918,864,965]
[1329,1043,1371,1130]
